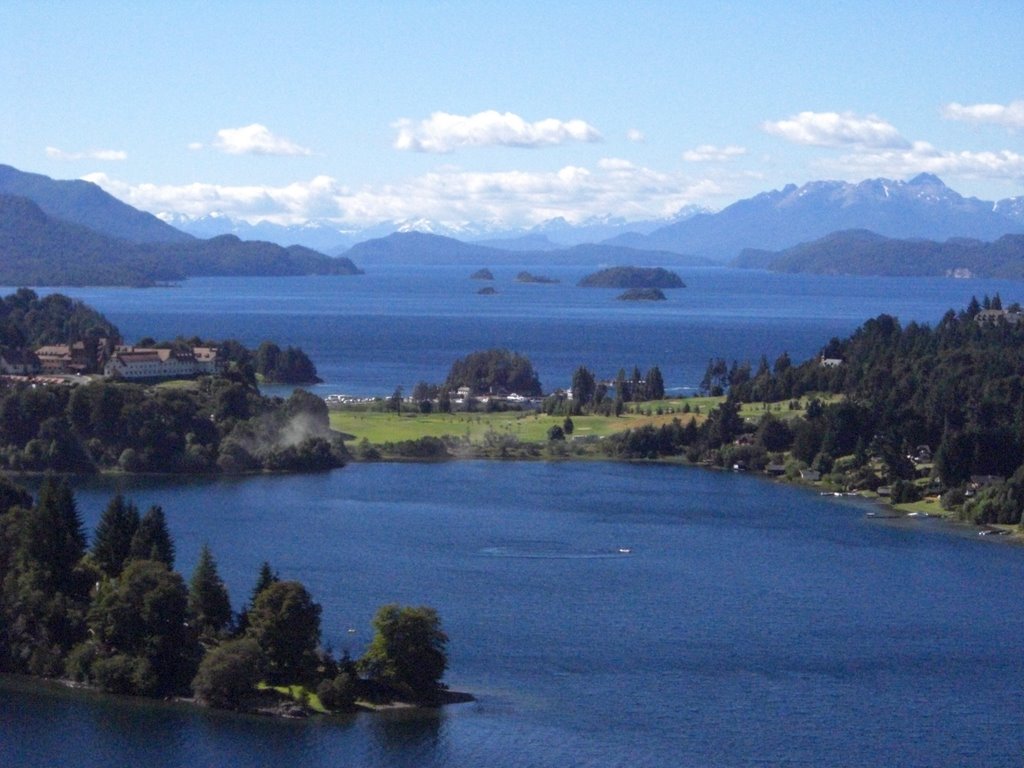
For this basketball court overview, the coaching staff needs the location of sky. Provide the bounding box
[1,1,1022,230]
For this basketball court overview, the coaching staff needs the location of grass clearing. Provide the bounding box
[330,405,701,446]
[328,392,841,447]
[258,682,328,713]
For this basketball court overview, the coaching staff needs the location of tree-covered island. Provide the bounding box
[577,266,684,289]
[0,476,458,714]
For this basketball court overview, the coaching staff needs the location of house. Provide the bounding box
[820,356,843,368]
[799,469,821,482]
[909,445,932,463]
[765,462,787,476]
[975,309,1024,325]
[104,346,224,381]
[0,348,41,376]
[35,338,110,375]
[969,474,1004,490]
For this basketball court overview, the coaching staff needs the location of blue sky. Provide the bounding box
[1,1,1021,229]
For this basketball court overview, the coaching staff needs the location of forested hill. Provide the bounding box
[729,298,1024,496]
[0,195,362,286]
[735,229,1024,278]
[0,163,191,244]
[0,287,121,346]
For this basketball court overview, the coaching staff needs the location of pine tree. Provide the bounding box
[92,494,140,578]
[129,505,175,568]
[188,544,233,640]
[251,561,279,605]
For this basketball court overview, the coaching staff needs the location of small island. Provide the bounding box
[0,476,462,717]
[470,268,494,280]
[516,271,559,284]
[578,266,685,289]
[617,287,667,301]
[477,286,498,295]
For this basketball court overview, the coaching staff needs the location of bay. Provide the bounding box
[3,268,1024,766]
[3,462,1023,767]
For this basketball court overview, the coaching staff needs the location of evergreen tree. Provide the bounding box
[129,505,175,568]
[235,561,279,633]
[87,559,198,696]
[645,366,665,400]
[92,494,140,578]
[251,561,279,605]
[0,476,90,675]
[188,544,233,640]
[246,580,321,683]
[570,366,596,408]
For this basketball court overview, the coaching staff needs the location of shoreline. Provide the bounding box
[0,674,476,722]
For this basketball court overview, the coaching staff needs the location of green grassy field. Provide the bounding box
[328,394,835,447]
[329,406,696,445]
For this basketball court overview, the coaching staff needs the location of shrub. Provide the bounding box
[192,638,264,709]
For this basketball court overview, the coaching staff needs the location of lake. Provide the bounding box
[3,462,1023,767]
[2,267,1023,766]
[9,264,1018,397]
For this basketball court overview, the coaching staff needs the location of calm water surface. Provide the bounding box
[9,266,1019,396]
[3,462,1023,767]
[2,270,1023,765]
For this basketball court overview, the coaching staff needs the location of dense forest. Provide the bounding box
[442,348,543,397]
[0,476,449,711]
[600,296,1024,527]
[0,288,120,348]
[0,290,339,473]
[0,379,346,474]
[736,230,1024,278]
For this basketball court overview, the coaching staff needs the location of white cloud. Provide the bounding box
[626,128,646,143]
[682,144,747,162]
[393,110,602,153]
[943,100,1024,129]
[82,161,735,229]
[45,146,127,161]
[762,111,908,149]
[828,140,1024,181]
[208,124,312,156]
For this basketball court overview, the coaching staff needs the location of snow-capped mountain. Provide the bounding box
[608,174,1024,261]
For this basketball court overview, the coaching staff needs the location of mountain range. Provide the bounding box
[165,173,1024,265]
[340,231,712,268]
[609,174,1024,260]
[2,162,1024,284]
[0,164,361,286]
[735,229,1024,279]
[0,164,190,244]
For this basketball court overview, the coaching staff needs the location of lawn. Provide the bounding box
[328,393,840,447]
[329,404,700,445]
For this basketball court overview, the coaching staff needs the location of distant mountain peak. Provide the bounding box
[908,172,946,187]
[605,174,1024,260]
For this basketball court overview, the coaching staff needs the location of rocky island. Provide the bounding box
[578,266,685,289]
[617,287,667,301]
[516,271,559,284]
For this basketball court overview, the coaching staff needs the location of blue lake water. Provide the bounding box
[2,268,1024,766]
[8,265,1018,396]
[3,463,1023,767]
